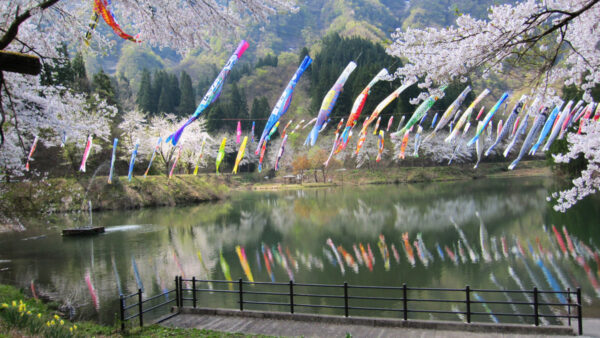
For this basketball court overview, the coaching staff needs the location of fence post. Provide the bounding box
[466,285,471,323]
[192,277,197,308]
[178,276,183,308]
[533,287,539,326]
[290,280,294,314]
[239,278,244,311]
[403,283,408,321]
[137,288,143,327]
[567,287,571,326]
[119,294,125,331]
[578,287,582,335]
[344,282,349,317]
[175,276,179,308]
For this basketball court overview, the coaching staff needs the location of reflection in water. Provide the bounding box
[1,177,600,324]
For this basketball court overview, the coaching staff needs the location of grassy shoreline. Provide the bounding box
[238,160,550,191]
[0,161,549,229]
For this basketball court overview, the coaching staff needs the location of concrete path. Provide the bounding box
[161,308,584,337]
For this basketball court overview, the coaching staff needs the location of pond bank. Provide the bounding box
[0,160,548,228]
[240,160,550,191]
[0,175,228,231]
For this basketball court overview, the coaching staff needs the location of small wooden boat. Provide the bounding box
[62,226,105,236]
[63,201,104,236]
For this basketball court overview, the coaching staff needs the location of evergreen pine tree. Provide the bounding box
[40,43,74,87]
[157,81,171,114]
[71,52,90,93]
[169,74,181,111]
[136,69,153,113]
[250,96,270,135]
[179,71,196,116]
[151,70,167,114]
[92,69,117,106]
[229,83,249,130]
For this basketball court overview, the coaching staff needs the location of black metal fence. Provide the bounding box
[118,277,178,330]
[119,276,583,335]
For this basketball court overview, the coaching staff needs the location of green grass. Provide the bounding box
[0,284,274,337]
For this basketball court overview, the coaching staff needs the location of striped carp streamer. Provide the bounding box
[168,145,182,179]
[373,116,382,135]
[386,116,394,132]
[543,101,573,152]
[529,104,562,155]
[376,130,384,162]
[362,80,415,134]
[306,61,357,146]
[281,120,293,139]
[93,0,140,43]
[168,41,249,146]
[108,138,118,184]
[399,129,410,160]
[508,108,548,170]
[193,138,206,176]
[232,136,248,174]
[25,136,38,172]
[424,86,471,143]
[275,135,288,171]
[467,92,509,146]
[216,138,227,174]
[397,85,446,136]
[355,129,368,155]
[337,68,388,153]
[485,96,526,156]
[83,10,99,47]
[413,125,423,157]
[257,55,312,154]
[144,137,161,177]
[79,135,93,172]
[127,142,139,182]
[446,89,490,143]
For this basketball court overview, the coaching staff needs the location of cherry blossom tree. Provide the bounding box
[551,120,600,211]
[119,111,212,176]
[387,0,600,210]
[0,0,293,180]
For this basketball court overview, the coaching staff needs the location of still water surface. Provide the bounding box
[1,177,599,324]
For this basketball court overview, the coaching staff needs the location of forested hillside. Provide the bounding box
[76,0,507,132]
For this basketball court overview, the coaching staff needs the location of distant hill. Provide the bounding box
[86,0,513,86]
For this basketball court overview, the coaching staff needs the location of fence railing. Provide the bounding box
[119,276,583,335]
[118,277,178,330]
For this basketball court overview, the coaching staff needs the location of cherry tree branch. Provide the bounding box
[0,0,61,50]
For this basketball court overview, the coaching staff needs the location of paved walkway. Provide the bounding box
[161,309,590,337]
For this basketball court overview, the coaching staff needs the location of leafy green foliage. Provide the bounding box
[546,134,587,178]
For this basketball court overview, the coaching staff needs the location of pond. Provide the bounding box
[1,176,599,325]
